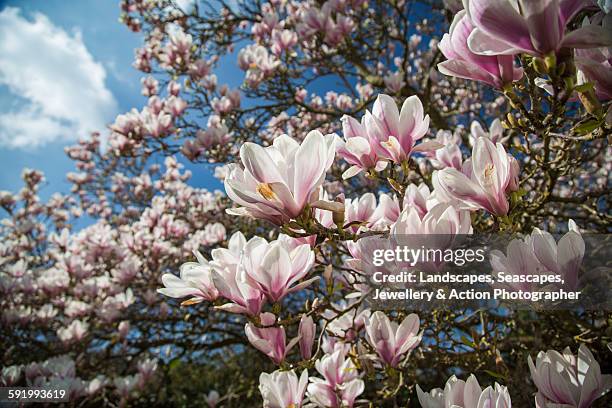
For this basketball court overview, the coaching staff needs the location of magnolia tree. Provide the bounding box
[1,0,611,406]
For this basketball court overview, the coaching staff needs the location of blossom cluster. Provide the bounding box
[2,0,611,406]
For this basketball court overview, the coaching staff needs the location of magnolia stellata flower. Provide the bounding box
[529,344,612,408]
[433,137,519,216]
[417,374,512,408]
[158,250,219,306]
[259,369,308,408]
[438,10,523,87]
[298,314,316,360]
[225,131,338,224]
[490,220,584,291]
[307,345,365,408]
[240,236,317,303]
[364,311,421,367]
[245,312,299,364]
[464,0,612,58]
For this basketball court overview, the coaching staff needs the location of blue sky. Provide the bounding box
[0,0,222,199]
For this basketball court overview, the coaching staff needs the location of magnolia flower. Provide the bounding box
[337,114,388,179]
[364,311,421,367]
[238,44,280,73]
[245,312,299,364]
[225,131,337,224]
[342,193,377,232]
[307,345,365,408]
[433,137,519,216]
[299,314,316,360]
[240,236,317,303]
[209,232,266,316]
[369,185,436,227]
[417,374,512,408]
[574,16,612,100]
[271,29,298,55]
[391,202,472,237]
[470,119,508,146]
[205,390,220,408]
[438,10,523,87]
[118,321,130,340]
[429,130,463,170]
[338,94,439,177]
[259,369,308,408]
[529,344,612,408]
[323,301,371,341]
[114,375,139,399]
[1,366,21,386]
[57,320,89,343]
[490,220,584,291]
[464,0,612,58]
[137,359,157,387]
[158,250,219,306]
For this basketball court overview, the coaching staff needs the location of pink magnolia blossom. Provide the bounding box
[322,301,371,341]
[369,185,435,227]
[57,320,89,343]
[470,119,508,146]
[417,374,512,408]
[340,94,439,174]
[224,131,338,224]
[391,202,472,237]
[529,344,612,408]
[307,344,365,408]
[271,29,298,55]
[259,369,308,408]
[383,71,405,94]
[464,0,612,58]
[245,312,300,364]
[428,130,464,170]
[433,137,519,216]
[343,193,377,232]
[158,250,219,305]
[438,10,523,87]
[204,390,220,408]
[209,232,266,316]
[337,114,388,179]
[240,236,317,303]
[574,16,612,100]
[298,314,316,360]
[364,311,421,367]
[490,220,584,292]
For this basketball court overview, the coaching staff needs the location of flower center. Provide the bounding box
[257,183,278,201]
[483,163,495,186]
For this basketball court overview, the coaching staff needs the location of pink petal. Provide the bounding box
[561,25,612,49]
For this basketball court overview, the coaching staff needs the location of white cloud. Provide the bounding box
[0,7,118,148]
